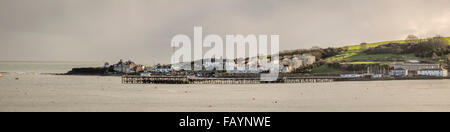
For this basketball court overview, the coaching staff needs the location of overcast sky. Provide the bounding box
[1,0,449,64]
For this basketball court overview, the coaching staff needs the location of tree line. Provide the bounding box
[365,35,450,59]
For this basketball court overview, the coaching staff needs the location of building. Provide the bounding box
[140,68,151,76]
[371,74,383,78]
[300,54,316,65]
[113,59,137,73]
[392,63,440,71]
[279,54,311,73]
[151,65,173,73]
[172,62,192,71]
[291,55,304,69]
[104,62,110,68]
[203,61,224,71]
[340,74,362,78]
[417,68,448,77]
[280,57,293,73]
[279,55,304,73]
[391,68,408,77]
[134,64,146,73]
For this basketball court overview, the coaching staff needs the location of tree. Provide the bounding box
[405,35,419,44]
[432,53,439,60]
[360,43,368,51]
[414,36,449,58]
[447,54,450,62]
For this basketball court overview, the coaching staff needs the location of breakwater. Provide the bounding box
[121,75,337,84]
[121,75,449,84]
[65,67,108,75]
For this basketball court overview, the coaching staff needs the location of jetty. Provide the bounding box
[121,75,338,84]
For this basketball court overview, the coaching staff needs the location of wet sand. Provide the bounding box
[0,73,449,112]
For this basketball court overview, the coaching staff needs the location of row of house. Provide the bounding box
[417,68,448,77]
[280,54,316,73]
[341,63,448,78]
[391,63,447,77]
[151,65,173,73]
[170,54,316,74]
[106,59,179,74]
[392,63,440,71]
[110,59,137,74]
[106,59,447,78]
[391,68,448,77]
[105,59,147,74]
[340,73,383,78]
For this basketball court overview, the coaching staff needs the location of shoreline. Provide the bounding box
[120,75,449,84]
[53,68,450,84]
[0,71,437,84]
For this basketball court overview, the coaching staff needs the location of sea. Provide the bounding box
[0,61,449,112]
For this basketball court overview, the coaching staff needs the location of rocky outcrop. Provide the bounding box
[66,67,108,75]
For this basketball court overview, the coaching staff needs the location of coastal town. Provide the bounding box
[102,56,448,78]
[106,57,447,79]
[65,35,450,84]
[69,56,449,84]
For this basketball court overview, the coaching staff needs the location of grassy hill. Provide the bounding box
[311,64,343,74]
[325,37,450,62]
[311,37,450,74]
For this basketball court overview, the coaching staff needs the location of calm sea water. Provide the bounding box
[0,61,102,73]
[0,61,449,112]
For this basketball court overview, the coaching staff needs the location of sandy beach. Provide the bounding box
[0,72,449,112]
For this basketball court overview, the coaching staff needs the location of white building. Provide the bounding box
[104,62,110,68]
[340,74,362,78]
[151,65,173,73]
[280,57,292,73]
[300,54,316,65]
[371,74,383,78]
[172,62,194,71]
[391,68,408,77]
[417,68,448,77]
[113,60,136,73]
[140,68,151,76]
[203,61,224,71]
[280,55,305,73]
[392,63,440,71]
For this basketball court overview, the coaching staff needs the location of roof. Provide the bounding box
[418,68,446,71]
[393,63,439,66]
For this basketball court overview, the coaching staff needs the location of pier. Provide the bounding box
[121,75,337,84]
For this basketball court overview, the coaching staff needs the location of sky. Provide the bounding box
[1,0,450,64]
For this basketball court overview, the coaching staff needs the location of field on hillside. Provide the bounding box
[311,64,343,74]
[325,37,450,62]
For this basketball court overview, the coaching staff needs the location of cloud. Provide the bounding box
[0,0,449,64]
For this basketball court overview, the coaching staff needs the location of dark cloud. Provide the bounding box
[0,0,449,64]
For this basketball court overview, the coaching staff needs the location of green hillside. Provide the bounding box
[325,37,450,62]
[311,64,343,74]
